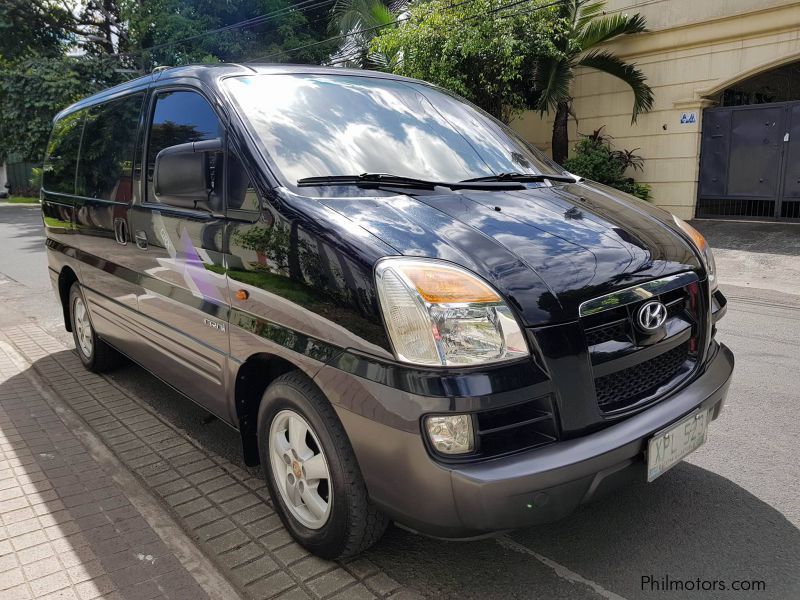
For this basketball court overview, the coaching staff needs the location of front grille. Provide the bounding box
[666,299,686,319]
[581,277,703,414]
[595,341,690,412]
[585,318,629,347]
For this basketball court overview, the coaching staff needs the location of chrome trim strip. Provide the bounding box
[578,271,699,317]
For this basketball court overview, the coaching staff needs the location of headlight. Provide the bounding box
[375,258,529,366]
[673,216,717,290]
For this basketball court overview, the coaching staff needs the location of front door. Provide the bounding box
[128,88,231,419]
[698,101,800,220]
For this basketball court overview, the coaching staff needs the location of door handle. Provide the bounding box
[113,218,128,245]
[135,230,148,250]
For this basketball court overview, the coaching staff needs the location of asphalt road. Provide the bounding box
[1,203,798,599]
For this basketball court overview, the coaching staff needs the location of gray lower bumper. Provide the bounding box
[450,343,734,534]
[328,343,734,539]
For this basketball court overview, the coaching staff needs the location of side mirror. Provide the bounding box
[154,138,223,211]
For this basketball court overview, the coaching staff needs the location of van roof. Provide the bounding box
[54,63,422,121]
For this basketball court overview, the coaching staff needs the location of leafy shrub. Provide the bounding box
[29,167,43,191]
[563,127,652,201]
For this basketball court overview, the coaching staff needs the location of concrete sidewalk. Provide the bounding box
[0,324,416,600]
[0,339,232,600]
[691,219,800,297]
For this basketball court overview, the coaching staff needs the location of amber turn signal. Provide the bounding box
[235,289,249,301]
[677,219,708,252]
[401,264,500,304]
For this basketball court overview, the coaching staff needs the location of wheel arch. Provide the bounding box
[235,353,317,466]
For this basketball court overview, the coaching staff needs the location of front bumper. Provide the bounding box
[320,342,734,538]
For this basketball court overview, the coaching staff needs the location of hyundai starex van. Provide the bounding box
[42,64,733,559]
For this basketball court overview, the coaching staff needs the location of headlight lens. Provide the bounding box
[673,216,717,290]
[375,258,529,366]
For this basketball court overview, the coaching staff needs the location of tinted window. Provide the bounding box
[76,94,144,202]
[224,74,563,188]
[43,111,85,194]
[146,90,222,203]
[227,152,259,212]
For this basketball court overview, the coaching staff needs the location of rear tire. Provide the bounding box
[257,371,388,559]
[69,282,123,372]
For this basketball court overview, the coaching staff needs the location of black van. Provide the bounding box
[42,64,733,559]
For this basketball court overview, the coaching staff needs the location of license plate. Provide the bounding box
[647,408,710,482]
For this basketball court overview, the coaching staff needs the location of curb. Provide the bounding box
[0,338,244,600]
[2,325,418,600]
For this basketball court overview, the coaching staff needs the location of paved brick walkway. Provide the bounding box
[0,339,213,600]
[0,325,418,600]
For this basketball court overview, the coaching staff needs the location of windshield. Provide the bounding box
[224,74,563,187]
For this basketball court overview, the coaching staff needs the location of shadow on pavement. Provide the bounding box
[364,461,800,600]
[106,360,249,471]
[0,360,209,599]
[53,350,800,600]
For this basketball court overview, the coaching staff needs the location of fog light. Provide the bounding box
[424,415,474,455]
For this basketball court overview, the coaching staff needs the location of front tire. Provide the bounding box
[69,282,122,372]
[257,372,388,559]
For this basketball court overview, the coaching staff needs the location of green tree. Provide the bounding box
[127,0,338,69]
[328,0,395,67]
[77,0,134,56]
[0,0,132,162]
[0,0,135,61]
[0,0,74,61]
[535,0,653,164]
[0,0,340,163]
[0,57,124,162]
[369,0,568,123]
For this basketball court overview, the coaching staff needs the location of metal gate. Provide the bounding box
[4,154,37,194]
[697,101,800,220]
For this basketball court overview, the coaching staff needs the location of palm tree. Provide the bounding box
[535,0,654,164]
[328,0,398,67]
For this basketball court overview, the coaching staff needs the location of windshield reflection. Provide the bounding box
[224,74,562,189]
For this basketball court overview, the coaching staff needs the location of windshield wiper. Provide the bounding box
[461,172,577,184]
[296,173,526,191]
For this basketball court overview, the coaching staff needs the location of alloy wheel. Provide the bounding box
[268,409,332,529]
[73,296,93,358]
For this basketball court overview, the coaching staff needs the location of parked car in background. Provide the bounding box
[42,64,733,559]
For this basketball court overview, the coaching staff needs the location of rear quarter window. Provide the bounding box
[76,93,144,202]
[43,111,85,194]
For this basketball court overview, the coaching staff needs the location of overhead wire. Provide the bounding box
[114,0,338,60]
[112,0,655,67]
[245,0,561,63]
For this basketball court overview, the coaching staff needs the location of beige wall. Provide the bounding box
[511,0,800,219]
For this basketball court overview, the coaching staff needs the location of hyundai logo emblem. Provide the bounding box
[636,300,668,332]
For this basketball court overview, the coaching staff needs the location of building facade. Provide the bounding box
[513,0,800,220]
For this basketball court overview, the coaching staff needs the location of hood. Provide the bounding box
[317,182,702,325]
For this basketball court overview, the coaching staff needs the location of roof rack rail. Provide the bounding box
[152,65,172,74]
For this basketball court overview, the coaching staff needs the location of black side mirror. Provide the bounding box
[154,138,223,211]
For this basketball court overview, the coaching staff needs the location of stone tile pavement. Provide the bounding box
[0,324,420,600]
[0,338,216,600]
